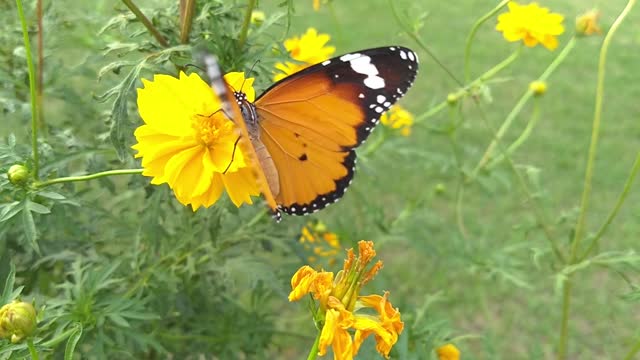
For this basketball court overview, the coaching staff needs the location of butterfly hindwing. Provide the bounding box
[254,46,419,215]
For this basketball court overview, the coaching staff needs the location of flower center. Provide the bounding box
[192,112,235,148]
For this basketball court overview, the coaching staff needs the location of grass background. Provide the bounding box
[2,0,639,358]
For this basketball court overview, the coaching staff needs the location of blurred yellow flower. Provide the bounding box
[133,72,260,210]
[273,28,335,81]
[437,343,461,360]
[529,80,547,95]
[290,240,403,360]
[576,9,601,36]
[0,300,37,343]
[496,1,564,50]
[380,104,414,137]
[299,221,342,266]
[313,0,321,11]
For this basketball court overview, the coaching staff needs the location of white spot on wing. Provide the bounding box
[384,101,391,107]
[400,50,407,60]
[322,60,331,66]
[358,93,365,98]
[340,53,361,62]
[348,56,386,90]
[375,106,383,113]
[377,95,386,103]
[389,46,396,51]
[408,51,415,61]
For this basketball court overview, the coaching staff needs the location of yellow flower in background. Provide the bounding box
[133,72,260,210]
[576,9,602,36]
[496,1,564,50]
[380,104,414,137]
[437,343,461,360]
[313,0,321,11]
[273,28,335,81]
[299,221,342,266]
[290,240,403,360]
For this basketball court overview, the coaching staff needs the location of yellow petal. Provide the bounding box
[223,72,256,102]
[288,266,318,301]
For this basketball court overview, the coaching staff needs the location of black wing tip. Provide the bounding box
[278,150,357,217]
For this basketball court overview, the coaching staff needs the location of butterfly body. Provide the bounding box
[207,46,419,220]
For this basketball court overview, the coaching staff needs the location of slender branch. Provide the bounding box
[179,0,196,44]
[464,0,509,81]
[16,0,40,180]
[472,38,576,177]
[121,0,169,47]
[27,339,39,360]
[486,99,541,170]
[579,151,640,260]
[558,2,636,359]
[305,331,321,360]
[624,335,640,360]
[35,169,144,188]
[237,0,256,49]
[36,0,45,131]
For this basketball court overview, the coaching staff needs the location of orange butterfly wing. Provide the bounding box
[254,47,419,215]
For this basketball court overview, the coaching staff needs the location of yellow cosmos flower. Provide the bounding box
[299,221,342,266]
[133,71,260,210]
[576,9,601,36]
[380,104,414,137]
[289,240,403,360]
[437,343,461,360]
[273,28,335,81]
[313,0,321,11]
[496,1,565,50]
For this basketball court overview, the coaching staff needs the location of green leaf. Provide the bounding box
[26,200,51,214]
[0,262,15,304]
[37,191,66,200]
[0,201,23,222]
[21,206,39,253]
[64,324,83,360]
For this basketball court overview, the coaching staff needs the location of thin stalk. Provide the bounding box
[579,151,640,260]
[35,169,143,188]
[121,0,169,47]
[464,0,509,81]
[415,49,520,125]
[486,99,541,170]
[558,2,636,358]
[623,336,640,360]
[473,37,576,177]
[237,0,256,49]
[388,0,462,86]
[36,0,44,131]
[179,0,196,44]
[27,339,39,360]
[305,331,321,360]
[16,0,40,180]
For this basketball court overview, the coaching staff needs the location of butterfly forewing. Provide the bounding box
[254,46,419,215]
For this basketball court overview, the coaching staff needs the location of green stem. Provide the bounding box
[486,99,541,170]
[388,0,461,86]
[36,0,45,132]
[16,0,40,180]
[179,0,196,44]
[237,0,256,49]
[464,0,509,81]
[121,0,169,47]
[579,151,640,261]
[415,49,520,125]
[40,328,77,348]
[27,339,39,360]
[305,331,321,360]
[558,2,635,358]
[623,335,640,360]
[473,37,576,177]
[35,169,143,188]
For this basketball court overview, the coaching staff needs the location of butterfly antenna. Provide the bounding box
[184,63,206,73]
[239,59,261,94]
[223,137,242,174]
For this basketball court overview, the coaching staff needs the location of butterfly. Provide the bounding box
[203,46,419,221]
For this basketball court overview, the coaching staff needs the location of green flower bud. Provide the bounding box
[446,93,459,105]
[434,183,446,195]
[0,300,37,343]
[7,164,29,185]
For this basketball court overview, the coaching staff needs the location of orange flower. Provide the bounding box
[289,241,403,359]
